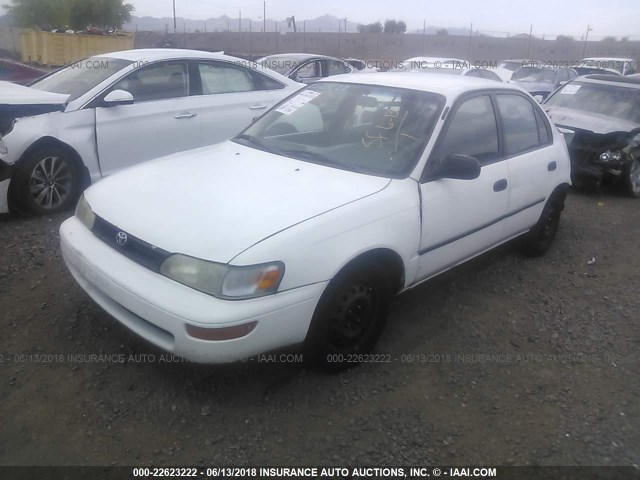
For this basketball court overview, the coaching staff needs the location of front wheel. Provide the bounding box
[303,263,392,373]
[11,145,81,215]
[623,158,640,198]
[517,192,565,257]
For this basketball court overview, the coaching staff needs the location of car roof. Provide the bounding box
[316,71,524,97]
[93,48,233,62]
[582,57,635,62]
[577,74,640,88]
[405,56,466,63]
[261,53,340,61]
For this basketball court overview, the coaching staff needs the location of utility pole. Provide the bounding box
[173,0,177,33]
[239,10,242,32]
[263,1,266,33]
[582,25,592,58]
[527,24,533,58]
[422,19,426,55]
[467,22,473,62]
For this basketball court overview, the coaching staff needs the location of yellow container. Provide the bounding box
[20,29,134,66]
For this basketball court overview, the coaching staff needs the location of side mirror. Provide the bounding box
[434,154,481,180]
[102,89,134,107]
[533,94,544,103]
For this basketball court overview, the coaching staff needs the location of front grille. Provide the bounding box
[92,216,171,273]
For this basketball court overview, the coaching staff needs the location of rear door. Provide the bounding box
[495,93,556,236]
[417,93,509,280]
[95,60,201,176]
[190,60,289,146]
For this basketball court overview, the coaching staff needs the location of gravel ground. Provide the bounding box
[0,189,639,467]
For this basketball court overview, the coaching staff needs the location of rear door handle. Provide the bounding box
[493,179,508,192]
[249,105,267,110]
[174,112,197,119]
[547,161,557,171]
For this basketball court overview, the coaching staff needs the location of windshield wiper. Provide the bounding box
[234,133,280,155]
[281,148,373,174]
[280,148,341,166]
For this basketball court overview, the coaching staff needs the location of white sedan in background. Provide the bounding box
[0,49,301,214]
[60,73,571,371]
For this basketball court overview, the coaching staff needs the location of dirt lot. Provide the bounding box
[0,189,639,467]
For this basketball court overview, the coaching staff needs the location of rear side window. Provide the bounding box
[496,94,542,155]
[435,95,499,165]
[534,108,551,145]
[198,62,256,94]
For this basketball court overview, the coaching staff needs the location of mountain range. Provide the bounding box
[123,14,471,36]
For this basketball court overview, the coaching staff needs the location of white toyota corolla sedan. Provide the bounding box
[60,73,572,371]
[0,49,301,215]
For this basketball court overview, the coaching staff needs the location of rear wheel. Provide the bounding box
[11,145,81,215]
[304,263,391,372]
[624,158,640,198]
[517,192,565,257]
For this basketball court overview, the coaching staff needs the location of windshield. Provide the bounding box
[512,67,557,83]
[545,81,640,124]
[233,82,445,178]
[258,56,304,76]
[30,57,133,101]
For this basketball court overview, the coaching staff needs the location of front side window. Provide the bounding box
[234,82,445,178]
[433,95,499,165]
[258,56,302,76]
[295,61,320,80]
[327,60,350,76]
[198,62,255,94]
[111,61,189,102]
[558,69,569,83]
[496,94,543,155]
[31,57,133,101]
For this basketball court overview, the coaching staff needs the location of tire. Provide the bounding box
[517,192,565,257]
[623,158,640,198]
[303,263,392,373]
[11,145,81,215]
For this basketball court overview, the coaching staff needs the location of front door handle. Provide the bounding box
[547,161,557,171]
[493,179,508,192]
[174,112,197,119]
[249,105,267,110]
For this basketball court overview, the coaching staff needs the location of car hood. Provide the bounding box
[544,106,640,135]
[0,82,69,135]
[0,81,69,105]
[86,141,391,263]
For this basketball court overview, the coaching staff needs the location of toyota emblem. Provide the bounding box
[116,231,128,246]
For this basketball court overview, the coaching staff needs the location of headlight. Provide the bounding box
[75,194,95,230]
[599,150,623,162]
[160,254,285,299]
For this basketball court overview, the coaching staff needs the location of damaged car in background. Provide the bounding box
[0,49,300,215]
[543,74,640,196]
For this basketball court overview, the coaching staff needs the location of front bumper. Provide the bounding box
[60,216,326,363]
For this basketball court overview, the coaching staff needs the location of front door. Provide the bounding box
[417,94,509,280]
[95,60,200,176]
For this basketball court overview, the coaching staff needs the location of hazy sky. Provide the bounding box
[130,0,638,38]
